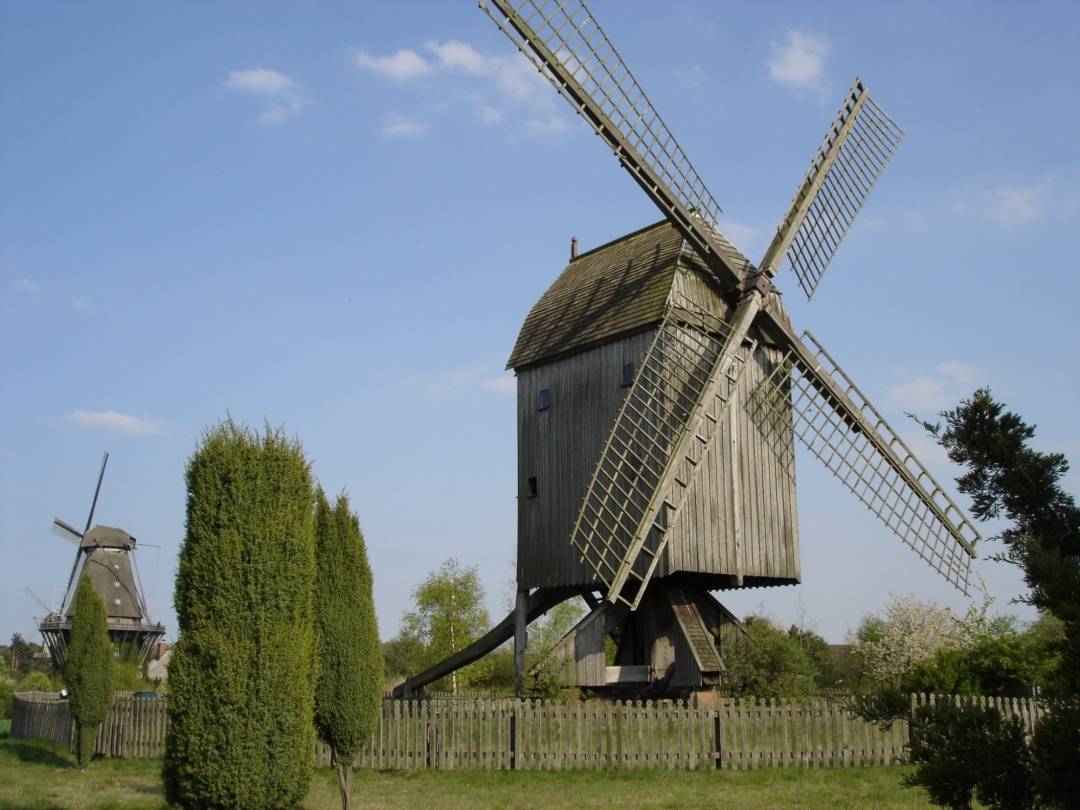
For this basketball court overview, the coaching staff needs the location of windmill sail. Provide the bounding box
[51,517,83,544]
[480,0,750,288]
[760,80,905,298]
[749,330,978,592]
[481,0,979,608]
[569,293,754,609]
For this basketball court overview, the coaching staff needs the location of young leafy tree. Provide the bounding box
[313,489,382,810]
[399,558,490,693]
[524,597,585,698]
[8,633,52,680]
[164,420,317,810]
[65,578,114,768]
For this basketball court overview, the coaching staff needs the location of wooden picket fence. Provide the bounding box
[11,691,1043,771]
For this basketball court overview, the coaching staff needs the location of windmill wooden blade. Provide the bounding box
[84,451,109,534]
[569,293,755,609]
[52,517,83,544]
[480,0,750,288]
[760,79,904,299]
[748,330,979,592]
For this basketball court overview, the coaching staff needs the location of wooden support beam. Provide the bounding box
[513,587,528,697]
[391,585,582,698]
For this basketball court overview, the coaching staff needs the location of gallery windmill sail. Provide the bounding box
[392,0,979,697]
[39,452,165,669]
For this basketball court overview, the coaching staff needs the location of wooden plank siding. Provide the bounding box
[517,330,656,588]
[13,692,1045,772]
[516,266,799,590]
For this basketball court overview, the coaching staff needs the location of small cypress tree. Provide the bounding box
[164,420,317,810]
[66,577,113,768]
[313,489,382,810]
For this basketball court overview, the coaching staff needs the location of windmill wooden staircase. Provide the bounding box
[667,586,724,676]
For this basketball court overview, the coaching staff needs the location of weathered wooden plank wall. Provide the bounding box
[517,329,655,589]
[516,266,801,592]
[12,692,1044,771]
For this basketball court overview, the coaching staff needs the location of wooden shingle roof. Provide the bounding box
[508,220,747,370]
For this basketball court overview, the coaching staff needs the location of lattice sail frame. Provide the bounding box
[771,80,905,299]
[748,331,979,592]
[480,0,981,599]
[569,293,752,609]
[480,0,749,281]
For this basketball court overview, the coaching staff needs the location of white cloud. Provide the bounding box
[71,296,93,310]
[978,177,1053,227]
[225,68,295,95]
[525,115,569,136]
[404,367,516,397]
[65,410,162,434]
[354,48,432,80]
[888,376,946,411]
[382,115,430,139]
[425,40,487,76]
[224,68,308,125]
[768,30,829,89]
[14,277,40,293]
[478,105,505,125]
[936,361,979,386]
[425,40,551,108]
[717,219,760,253]
[887,361,983,411]
[672,65,706,89]
[355,39,559,137]
[481,375,516,395]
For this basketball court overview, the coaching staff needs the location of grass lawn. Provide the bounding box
[0,737,939,809]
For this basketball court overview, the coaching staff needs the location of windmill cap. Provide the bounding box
[81,524,135,550]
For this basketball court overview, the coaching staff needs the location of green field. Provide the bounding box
[0,737,939,810]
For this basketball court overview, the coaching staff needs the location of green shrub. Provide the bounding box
[15,671,58,693]
[313,489,382,810]
[904,700,1033,810]
[725,617,816,699]
[112,661,152,693]
[1030,697,1080,810]
[163,420,317,810]
[903,633,1046,697]
[66,578,114,768]
[0,679,13,720]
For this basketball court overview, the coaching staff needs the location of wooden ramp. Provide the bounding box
[667,586,724,675]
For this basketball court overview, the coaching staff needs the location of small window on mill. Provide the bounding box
[538,388,552,411]
[527,476,538,498]
[622,362,635,387]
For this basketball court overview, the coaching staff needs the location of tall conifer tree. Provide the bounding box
[164,420,317,810]
[313,489,382,810]
[66,577,113,768]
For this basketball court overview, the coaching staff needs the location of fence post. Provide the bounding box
[713,710,722,770]
[509,701,518,771]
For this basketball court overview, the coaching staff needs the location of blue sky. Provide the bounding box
[2,1,1078,646]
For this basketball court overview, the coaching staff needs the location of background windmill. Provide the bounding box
[385,0,981,697]
[39,452,165,670]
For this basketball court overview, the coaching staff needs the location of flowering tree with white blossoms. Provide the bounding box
[854,589,993,686]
